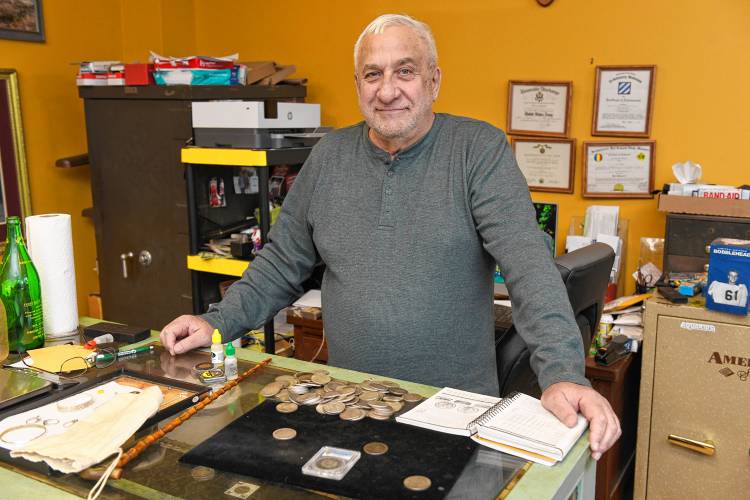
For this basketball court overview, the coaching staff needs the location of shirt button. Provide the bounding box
[387,171,394,177]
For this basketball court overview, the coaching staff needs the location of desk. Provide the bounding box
[0,318,595,499]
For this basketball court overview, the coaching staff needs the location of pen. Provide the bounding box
[95,345,154,363]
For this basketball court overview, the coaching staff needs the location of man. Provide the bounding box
[162,14,620,459]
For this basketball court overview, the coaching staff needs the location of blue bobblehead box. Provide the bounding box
[705,238,750,315]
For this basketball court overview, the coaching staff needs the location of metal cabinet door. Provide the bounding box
[85,98,193,329]
[646,314,750,499]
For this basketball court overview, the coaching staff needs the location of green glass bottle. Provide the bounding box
[0,216,44,352]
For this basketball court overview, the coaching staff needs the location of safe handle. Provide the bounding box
[120,252,134,278]
[667,434,715,456]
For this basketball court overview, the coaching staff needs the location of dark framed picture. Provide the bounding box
[0,0,44,42]
[0,69,32,245]
[582,141,655,198]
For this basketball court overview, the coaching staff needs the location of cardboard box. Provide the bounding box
[657,193,750,218]
[240,61,276,85]
[705,238,750,315]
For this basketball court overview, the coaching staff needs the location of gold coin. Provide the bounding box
[272,427,297,440]
[276,402,299,414]
[403,475,431,491]
[260,382,283,397]
[316,457,344,470]
[403,393,423,403]
[363,441,389,455]
[322,401,346,414]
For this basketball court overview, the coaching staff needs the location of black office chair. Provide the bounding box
[494,242,615,397]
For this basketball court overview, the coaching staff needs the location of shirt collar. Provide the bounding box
[362,113,444,162]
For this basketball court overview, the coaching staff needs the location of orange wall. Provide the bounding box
[0,0,197,316]
[0,0,123,314]
[6,0,750,313]
[193,0,750,294]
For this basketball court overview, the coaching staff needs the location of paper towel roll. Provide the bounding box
[25,214,79,337]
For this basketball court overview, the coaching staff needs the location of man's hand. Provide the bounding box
[541,382,621,460]
[160,315,214,355]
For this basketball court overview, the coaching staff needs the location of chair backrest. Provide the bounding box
[495,242,615,397]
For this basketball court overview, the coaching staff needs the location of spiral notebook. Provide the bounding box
[396,388,587,466]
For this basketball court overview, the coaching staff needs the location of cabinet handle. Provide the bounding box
[120,252,134,278]
[667,434,715,456]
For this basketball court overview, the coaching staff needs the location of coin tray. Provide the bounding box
[302,446,361,481]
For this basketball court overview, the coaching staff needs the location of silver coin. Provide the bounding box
[367,410,391,420]
[363,441,389,455]
[316,457,344,470]
[311,373,331,385]
[276,402,299,414]
[340,408,366,421]
[260,382,283,398]
[403,475,431,491]
[359,391,380,401]
[323,401,346,414]
[191,465,215,481]
[272,427,297,440]
[275,375,297,385]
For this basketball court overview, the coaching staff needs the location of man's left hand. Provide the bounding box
[541,382,621,460]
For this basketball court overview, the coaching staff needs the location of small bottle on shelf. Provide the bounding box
[210,328,225,367]
[224,342,238,380]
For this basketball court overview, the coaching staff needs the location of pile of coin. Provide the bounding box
[260,369,423,422]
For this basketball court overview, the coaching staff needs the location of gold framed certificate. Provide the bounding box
[583,141,655,198]
[592,65,656,137]
[507,81,572,137]
[511,137,575,193]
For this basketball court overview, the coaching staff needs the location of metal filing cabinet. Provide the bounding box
[635,296,750,499]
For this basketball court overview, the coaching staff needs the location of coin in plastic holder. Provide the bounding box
[301,446,361,481]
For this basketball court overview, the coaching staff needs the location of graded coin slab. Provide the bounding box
[316,457,344,470]
[403,475,432,491]
[272,427,297,440]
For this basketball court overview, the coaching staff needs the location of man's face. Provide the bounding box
[355,26,440,142]
[729,271,739,284]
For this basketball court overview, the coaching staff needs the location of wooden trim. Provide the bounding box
[511,136,576,193]
[592,65,656,138]
[507,80,572,138]
[582,140,656,198]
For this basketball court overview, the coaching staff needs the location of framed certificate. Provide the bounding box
[583,141,655,198]
[512,137,575,193]
[507,81,572,137]
[592,65,656,137]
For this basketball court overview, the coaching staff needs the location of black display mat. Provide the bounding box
[181,400,478,499]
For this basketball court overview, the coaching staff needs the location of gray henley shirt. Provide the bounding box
[202,113,588,396]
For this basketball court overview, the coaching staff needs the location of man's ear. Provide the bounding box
[431,66,442,101]
[354,73,361,97]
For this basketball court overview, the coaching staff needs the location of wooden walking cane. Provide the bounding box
[110,357,272,479]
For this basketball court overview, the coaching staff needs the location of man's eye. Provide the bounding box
[364,72,380,80]
[398,68,414,77]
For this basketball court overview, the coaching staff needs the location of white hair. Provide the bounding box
[354,14,438,71]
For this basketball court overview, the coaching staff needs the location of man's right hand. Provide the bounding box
[160,315,214,355]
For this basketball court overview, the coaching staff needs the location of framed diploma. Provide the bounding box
[507,81,572,137]
[512,137,575,193]
[592,65,656,137]
[583,141,655,198]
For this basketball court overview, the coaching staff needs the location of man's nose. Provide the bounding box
[376,74,400,102]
